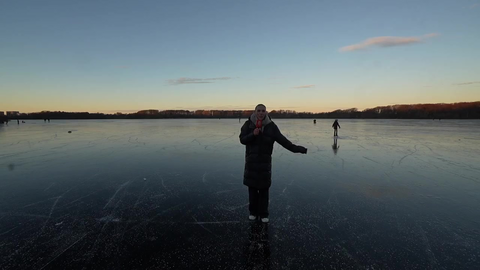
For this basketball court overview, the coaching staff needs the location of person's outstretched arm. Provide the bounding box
[239,121,255,145]
[273,125,307,154]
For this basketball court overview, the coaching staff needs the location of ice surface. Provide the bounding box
[0,119,479,269]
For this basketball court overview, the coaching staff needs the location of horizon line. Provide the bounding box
[3,101,479,115]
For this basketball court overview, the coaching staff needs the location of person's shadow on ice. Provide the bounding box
[332,137,340,155]
[243,222,271,269]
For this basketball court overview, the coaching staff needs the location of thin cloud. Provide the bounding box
[471,4,479,9]
[424,33,439,38]
[339,33,439,52]
[292,84,315,89]
[168,77,233,85]
[453,81,480,85]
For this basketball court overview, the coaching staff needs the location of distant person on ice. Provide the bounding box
[240,104,307,223]
[332,119,341,137]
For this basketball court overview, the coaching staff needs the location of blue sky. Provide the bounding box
[1,0,479,113]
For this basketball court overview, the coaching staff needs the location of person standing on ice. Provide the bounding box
[332,119,341,137]
[239,104,307,223]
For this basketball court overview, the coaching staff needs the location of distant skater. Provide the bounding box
[240,104,307,223]
[313,119,316,124]
[332,119,340,136]
[17,119,20,125]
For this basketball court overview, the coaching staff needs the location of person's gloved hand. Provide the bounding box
[298,146,307,154]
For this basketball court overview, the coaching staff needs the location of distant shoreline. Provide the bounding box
[2,116,479,120]
[2,101,479,120]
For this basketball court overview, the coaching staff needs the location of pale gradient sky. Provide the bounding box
[1,0,479,113]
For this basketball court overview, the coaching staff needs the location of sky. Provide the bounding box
[0,0,479,113]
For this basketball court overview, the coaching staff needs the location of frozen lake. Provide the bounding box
[1,119,479,269]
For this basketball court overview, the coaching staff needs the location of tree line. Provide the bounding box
[2,102,479,120]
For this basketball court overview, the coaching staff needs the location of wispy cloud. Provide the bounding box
[471,4,479,9]
[168,77,233,85]
[339,33,439,52]
[423,33,439,38]
[453,81,480,85]
[292,84,315,89]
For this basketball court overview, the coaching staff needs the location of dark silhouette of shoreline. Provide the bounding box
[3,101,479,121]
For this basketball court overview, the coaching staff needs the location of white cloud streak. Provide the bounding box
[339,33,439,52]
[168,77,233,85]
[292,84,315,89]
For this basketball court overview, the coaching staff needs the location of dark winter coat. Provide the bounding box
[240,118,307,189]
